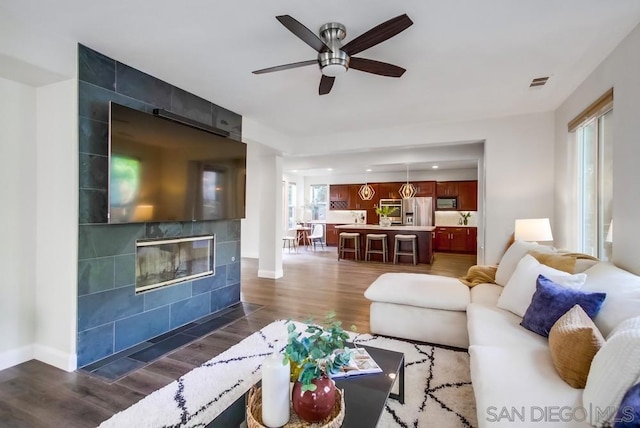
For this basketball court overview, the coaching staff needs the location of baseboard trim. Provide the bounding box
[257,269,283,279]
[33,344,77,372]
[241,251,259,259]
[0,345,34,371]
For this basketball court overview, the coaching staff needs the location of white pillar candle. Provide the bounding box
[261,349,290,427]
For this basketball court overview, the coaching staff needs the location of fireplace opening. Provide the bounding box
[135,234,215,293]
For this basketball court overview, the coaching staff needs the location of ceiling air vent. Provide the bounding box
[529,77,549,88]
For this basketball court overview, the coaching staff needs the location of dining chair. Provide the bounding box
[308,224,325,251]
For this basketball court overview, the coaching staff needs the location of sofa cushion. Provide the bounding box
[470,283,503,306]
[548,305,605,388]
[584,316,640,427]
[520,275,606,337]
[364,272,470,310]
[467,303,547,350]
[614,382,640,428]
[470,345,588,428]
[581,262,640,337]
[495,240,554,286]
[497,255,587,318]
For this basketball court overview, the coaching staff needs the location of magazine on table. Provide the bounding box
[331,346,383,378]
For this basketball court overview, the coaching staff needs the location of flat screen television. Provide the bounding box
[108,102,246,223]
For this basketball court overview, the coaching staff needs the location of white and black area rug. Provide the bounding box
[98,320,477,428]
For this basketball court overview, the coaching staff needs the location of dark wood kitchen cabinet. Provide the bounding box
[348,184,378,210]
[325,224,343,246]
[377,182,401,200]
[414,181,436,197]
[457,181,478,211]
[433,227,476,253]
[329,185,349,210]
[436,182,459,197]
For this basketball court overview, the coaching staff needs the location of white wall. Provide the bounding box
[554,22,640,274]
[0,77,37,370]
[34,80,78,371]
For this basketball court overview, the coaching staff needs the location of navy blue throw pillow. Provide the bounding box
[520,275,606,337]
[614,382,640,428]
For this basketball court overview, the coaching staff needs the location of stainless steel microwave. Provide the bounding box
[436,197,457,210]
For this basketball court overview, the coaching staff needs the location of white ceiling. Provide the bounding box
[3,0,640,173]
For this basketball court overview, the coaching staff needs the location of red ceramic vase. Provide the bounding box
[291,376,336,423]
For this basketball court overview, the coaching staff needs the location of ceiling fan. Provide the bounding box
[252,14,413,95]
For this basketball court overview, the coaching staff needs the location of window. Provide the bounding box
[309,184,328,221]
[287,182,297,229]
[571,89,613,260]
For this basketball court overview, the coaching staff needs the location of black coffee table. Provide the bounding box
[207,344,405,427]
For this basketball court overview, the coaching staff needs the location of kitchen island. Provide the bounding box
[335,224,436,264]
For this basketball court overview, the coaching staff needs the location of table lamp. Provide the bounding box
[514,218,553,242]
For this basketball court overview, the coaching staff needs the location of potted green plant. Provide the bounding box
[374,205,394,227]
[459,212,471,225]
[284,312,354,422]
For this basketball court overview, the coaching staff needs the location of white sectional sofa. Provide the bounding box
[364,241,640,427]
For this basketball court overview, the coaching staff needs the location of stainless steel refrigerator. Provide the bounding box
[402,197,433,226]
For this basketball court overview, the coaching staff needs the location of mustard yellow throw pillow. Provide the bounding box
[548,304,605,388]
[529,250,577,274]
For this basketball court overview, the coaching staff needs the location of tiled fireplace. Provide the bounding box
[76,44,243,367]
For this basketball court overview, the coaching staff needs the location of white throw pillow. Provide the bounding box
[583,316,640,427]
[496,254,587,318]
[581,262,640,338]
[494,240,555,286]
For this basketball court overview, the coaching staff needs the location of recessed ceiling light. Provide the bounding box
[291,170,297,173]
[432,165,439,169]
[327,168,333,171]
[366,168,372,172]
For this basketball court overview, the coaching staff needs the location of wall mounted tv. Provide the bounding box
[108,102,246,223]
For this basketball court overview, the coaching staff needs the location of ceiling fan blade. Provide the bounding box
[276,15,332,53]
[342,14,413,56]
[349,57,406,77]
[252,60,317,74]
[319,75,335,95]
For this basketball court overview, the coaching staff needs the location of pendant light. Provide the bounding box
[399,164,416,199]
[358,170,375,200]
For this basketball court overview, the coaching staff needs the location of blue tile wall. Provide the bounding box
[114,306,171,352]
[77,44,243,367]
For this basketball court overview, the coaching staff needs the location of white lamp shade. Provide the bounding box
[514,218,553,242]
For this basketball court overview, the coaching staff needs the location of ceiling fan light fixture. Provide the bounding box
[322,64,347,77]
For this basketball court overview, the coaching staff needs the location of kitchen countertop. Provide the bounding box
[434,224,477,228]
[335,224,436,232]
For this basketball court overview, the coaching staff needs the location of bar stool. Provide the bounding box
[338,232,360,261]
[394,234,418,265]
[365,233,388,263]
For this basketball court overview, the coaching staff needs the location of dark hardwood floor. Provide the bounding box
[0,250,475,427]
